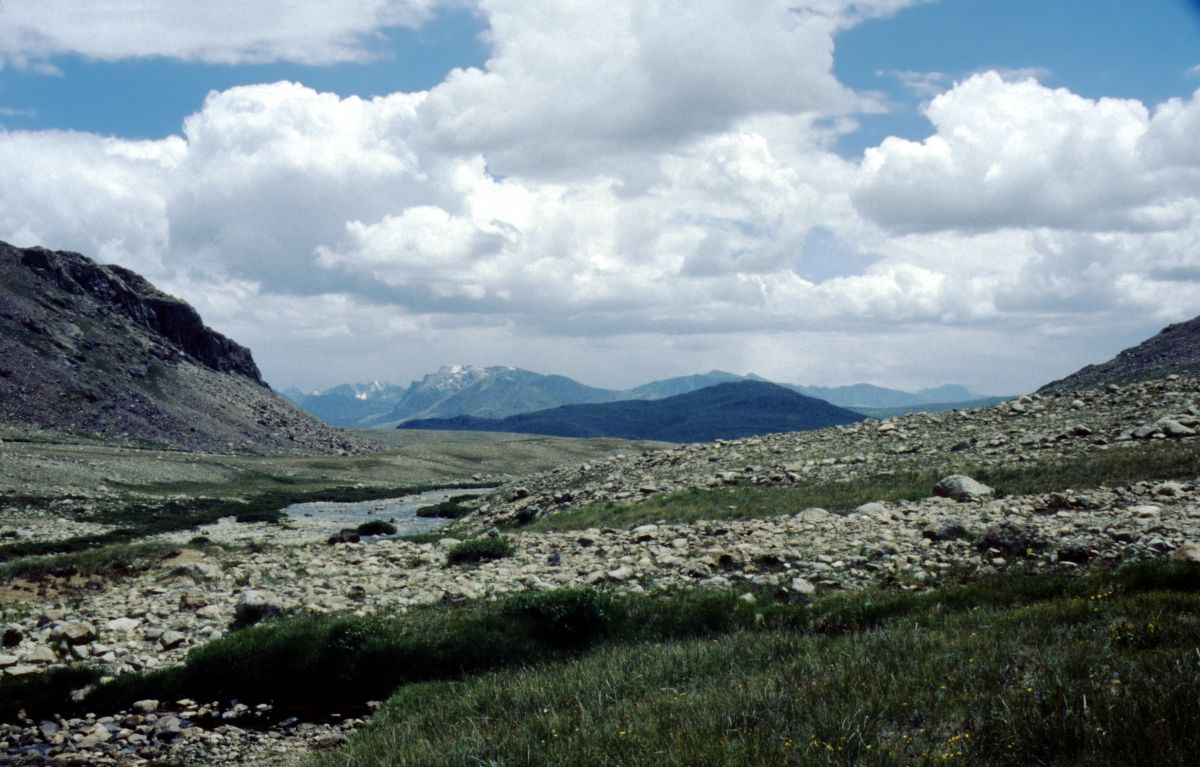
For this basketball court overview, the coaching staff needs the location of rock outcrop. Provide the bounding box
[0,241,366,454]
[1040,315,1200,393]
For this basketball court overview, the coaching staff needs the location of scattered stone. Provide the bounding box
[233,590,285,629]
[159,631,187,650]
[922,518,969,543]
[54,622,96,646]
[977,523,1040,557]
[934,475,994,501]
[2,627,22,647]
[790,578,816,595]
[24,646,56,664]
[104,617,141,633]
[1172,543,1200,562]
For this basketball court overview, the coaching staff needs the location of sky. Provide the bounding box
[1,1,1198,395]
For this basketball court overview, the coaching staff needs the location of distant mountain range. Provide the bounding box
[282,365,997,428]
[397,381,867,442]
[1039,314,1200,393]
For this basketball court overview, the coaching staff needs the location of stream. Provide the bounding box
[280,487,489,539]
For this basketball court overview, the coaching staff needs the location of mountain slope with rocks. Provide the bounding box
[0,241,364,454]
[1040,314,1200,393]
[398,381,867,442]
[465,375,1199,528]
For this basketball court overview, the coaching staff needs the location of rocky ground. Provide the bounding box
[467,374,1199,528]
[1,376,1198,765]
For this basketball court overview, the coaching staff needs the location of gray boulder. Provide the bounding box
[233,590,285,628]
[922,518,970,543]
[53,622,96,646]
[934,475,994,501]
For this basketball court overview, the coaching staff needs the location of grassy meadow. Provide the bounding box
[2,560,1198,767]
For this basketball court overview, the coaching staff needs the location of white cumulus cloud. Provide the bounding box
[0,0,467,66]
[0,3,1198,395]
[854,73,1200,233]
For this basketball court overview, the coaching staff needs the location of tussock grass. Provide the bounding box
[525,438,1200,532]
[353,520,397,537]
[0,541,179,581]
[5,560,1198,732]
[0,666,102,723]
[318,587,1200,767]
[415,494,480,519]
[445,537,515,565]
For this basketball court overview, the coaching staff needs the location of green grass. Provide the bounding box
[416,494,481,519]
[396,531,455,545]
[0,541,180,581]
[523,439,1200,532]
[5,559,1198,734]
[354,520,398,537]
[0,666,104,723]
[317,586,1200,767]
[445,536,516,565]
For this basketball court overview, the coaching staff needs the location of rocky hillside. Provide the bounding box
[467,375,1199,527]
[0,241,364,454]
[1040,314,1200,393]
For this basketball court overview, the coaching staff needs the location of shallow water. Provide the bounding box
[281,487,488,538]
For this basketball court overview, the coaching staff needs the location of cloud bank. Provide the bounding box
[0,1,1198,394]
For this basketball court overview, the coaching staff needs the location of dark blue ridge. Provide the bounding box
[397,380,866,442]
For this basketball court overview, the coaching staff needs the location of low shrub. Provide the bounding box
[415,494,479,519]
[355,520,398,536]
[0,541,177,581]
[446,537,515,565]
[503,588,613,647]
[0,665,102,722]
[396,532,447,545]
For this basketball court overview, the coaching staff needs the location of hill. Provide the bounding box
[279,381,409,427]
[290,365,990,427]
[0,241,363,454]
[1039,314,1200,393]
[283,366,623,427]
[397,380,867,442]
[624,370,749,399]
[390,365,622,423]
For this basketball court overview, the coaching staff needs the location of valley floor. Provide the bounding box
[0,377,1198,765]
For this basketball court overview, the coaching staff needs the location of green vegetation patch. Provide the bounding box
[524,438,1200,532]
[415,494,481,519]
[0,541,180,581]
[0,666,104,723]
[445,536,516,565]
[354,520,398,537]
[320,585,1200,767]
[4,560,1198,732]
